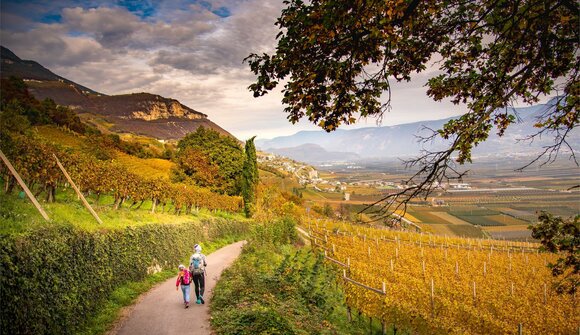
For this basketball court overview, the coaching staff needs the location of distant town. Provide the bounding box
[257,152,494,202]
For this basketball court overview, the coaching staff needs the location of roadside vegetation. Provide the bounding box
[211,218,376,335]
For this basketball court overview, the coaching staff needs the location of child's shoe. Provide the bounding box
[196,298,201,304]
[200,295,205,304]
[185,302,189,308]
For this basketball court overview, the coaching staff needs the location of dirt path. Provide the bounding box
[112,240,246,335]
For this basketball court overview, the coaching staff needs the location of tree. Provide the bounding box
[241,136,259,217]
[172,147,219,187]
[530,212,579,295]
[246,0,579,212]
[175,127,244,195]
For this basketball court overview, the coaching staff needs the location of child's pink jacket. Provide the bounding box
[176,269,191,287]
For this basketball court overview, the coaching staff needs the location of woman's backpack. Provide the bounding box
[190,253,204,274]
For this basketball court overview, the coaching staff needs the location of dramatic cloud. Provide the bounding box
[0,0,480,139]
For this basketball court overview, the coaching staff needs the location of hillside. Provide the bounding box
[257,101,580,162]
[0,46,233,140]
[266,143,360,163]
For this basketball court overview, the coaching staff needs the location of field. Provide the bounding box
[309,159,579,241]
[307,220,579,335]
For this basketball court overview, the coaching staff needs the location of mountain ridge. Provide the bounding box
[0,46,232,140]
[257,100,579,163]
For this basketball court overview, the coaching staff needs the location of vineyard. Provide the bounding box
[1,133,242,215]
[307,221,579,335]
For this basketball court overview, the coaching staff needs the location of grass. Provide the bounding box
[451,214,506,226]
[211,243,387,334]
[0,184,246,234]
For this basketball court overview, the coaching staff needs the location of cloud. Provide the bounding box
[0,0,473,140]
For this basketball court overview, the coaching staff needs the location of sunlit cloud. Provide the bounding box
[0,0,483,140]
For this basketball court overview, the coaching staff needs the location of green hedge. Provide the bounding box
[0,219,249,334]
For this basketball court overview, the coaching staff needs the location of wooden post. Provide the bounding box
[544,283,547,304]
[0,149,50,221]
[518,323,523,335]
[430,278,435,318]
[53,154,102,224]
[511,282,514,296]
[455,261,459,276]
[390,259,394,272]
[473,281,477,303]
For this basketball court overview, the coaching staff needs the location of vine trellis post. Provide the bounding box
[0,149,50,221]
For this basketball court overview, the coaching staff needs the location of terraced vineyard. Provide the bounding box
[307,220,579,335]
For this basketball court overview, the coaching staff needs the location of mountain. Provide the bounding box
[267,143,360,164]
[257,101,580,162]
[0,46,232,140]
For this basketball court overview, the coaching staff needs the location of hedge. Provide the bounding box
[0,219,250,334]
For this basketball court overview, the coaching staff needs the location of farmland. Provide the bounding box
[299,158,578,241]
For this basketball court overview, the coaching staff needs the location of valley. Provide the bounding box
[258,155,579,241]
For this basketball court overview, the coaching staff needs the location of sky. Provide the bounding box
[0,0,532,140]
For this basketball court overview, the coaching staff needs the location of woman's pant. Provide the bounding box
[192,272,205,300]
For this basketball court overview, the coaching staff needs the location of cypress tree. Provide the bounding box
[241,136,258,218]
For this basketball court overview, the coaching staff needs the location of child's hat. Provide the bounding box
[178,264,185,269]
[194,244,202,252]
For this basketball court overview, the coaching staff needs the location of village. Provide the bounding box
[257,152,473,201]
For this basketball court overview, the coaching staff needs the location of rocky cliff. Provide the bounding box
[1,46,233,140]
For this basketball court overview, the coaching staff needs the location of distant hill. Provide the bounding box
[257,101,580,162]
[0,46,233,140]
[266,143,360,164]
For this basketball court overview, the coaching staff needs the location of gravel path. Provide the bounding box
[111,240,246,335]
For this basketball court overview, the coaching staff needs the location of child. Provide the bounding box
[189,244,207,304]
[175,264,191,308]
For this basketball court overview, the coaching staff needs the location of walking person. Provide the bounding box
[175,264,191,308]
[189,244,207,304]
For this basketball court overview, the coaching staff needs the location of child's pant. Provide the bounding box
[181,284,190,303]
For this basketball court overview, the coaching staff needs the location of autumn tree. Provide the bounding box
[175,127,244,195]
[241,136,259,217]
[246,0,579,211]
[171,147,218,188]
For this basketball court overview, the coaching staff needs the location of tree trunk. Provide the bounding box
[114,196,122,210]
[46,185,55,203]
[96,193,101,204]
[151,198,157,213]
[135,200,144,210]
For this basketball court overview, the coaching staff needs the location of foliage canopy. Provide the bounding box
[530,212,579,294]
[175,127,244,195]
[246,0,579,207]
